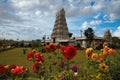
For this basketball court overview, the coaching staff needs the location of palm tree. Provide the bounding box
[84,27,94,47]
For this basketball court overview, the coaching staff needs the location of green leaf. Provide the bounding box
[52,62,57,65]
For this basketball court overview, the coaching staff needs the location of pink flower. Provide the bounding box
[62,66,67,71]
[71,64,77,72]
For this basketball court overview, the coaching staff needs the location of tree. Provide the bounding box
[84,27,94,47]
[112,37,120,49]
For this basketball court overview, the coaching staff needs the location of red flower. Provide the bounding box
[62,46,76,59]
[45,43,57,52]
[61,45,66,54]
[49,43,57,52]
[26,51,34,60]
[8,64,16,70]
[34,52,44,63]
[45,45,51,52]
[12,66,27,75]
[0,64,8,74]
[32,61,43,73]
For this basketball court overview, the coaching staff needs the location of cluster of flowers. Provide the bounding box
[26,50,44,73]
[26,43,78,79]
[59,45,77,80]
[85,42,116,72]
[0,64,27,76]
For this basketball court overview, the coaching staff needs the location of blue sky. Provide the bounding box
[0,0,120,40]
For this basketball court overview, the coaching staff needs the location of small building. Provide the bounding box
[76,36,104,48]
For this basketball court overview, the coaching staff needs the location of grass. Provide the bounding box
[0,48,33,69]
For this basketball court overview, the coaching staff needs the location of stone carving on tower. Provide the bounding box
[104,29,112,43]
[51,8,69,43]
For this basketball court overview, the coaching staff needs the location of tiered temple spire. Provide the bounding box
[104,29,112,42]
[51,8,69,43]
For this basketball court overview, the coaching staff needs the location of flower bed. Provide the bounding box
[0,42,120,80]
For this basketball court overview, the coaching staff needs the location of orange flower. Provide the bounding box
[108,49,116,55]
[94,41,98,46]
[85,48,93,58]
[99,63,109,72]
[102,50,109,58]
[91,53,99,61]
[103,42,108,48]
[98,58,104,63]
[103,46,109,51]
[101,49,103,52]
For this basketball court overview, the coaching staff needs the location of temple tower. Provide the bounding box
[104,29,112,43]
[51,8,69,43]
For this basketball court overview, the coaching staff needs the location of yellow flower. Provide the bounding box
[99,63,109,72]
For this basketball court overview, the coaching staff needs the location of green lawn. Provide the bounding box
[0,48,33,69]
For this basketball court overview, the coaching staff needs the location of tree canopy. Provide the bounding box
[84,27,94,47]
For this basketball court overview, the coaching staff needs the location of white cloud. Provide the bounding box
[94,13,100,19]
[113,26,120,38]
[81,20,101,30]
[10,0,40,11]
[90,20,101,25]
[81,21,89,30]
[35,10,42,17]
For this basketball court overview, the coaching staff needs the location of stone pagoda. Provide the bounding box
[51,8,70,44]
[104,29,112,43]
